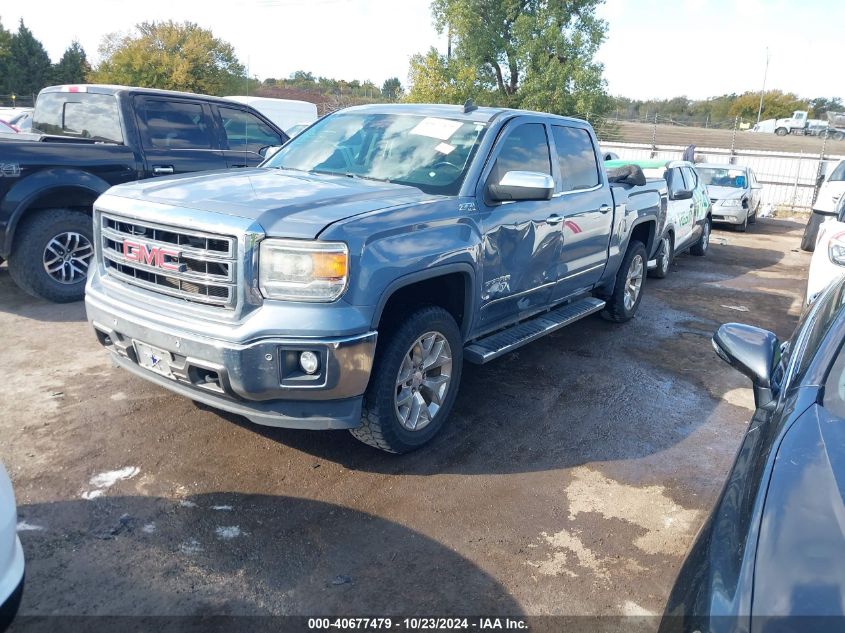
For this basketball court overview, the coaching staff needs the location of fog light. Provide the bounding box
[299,351,319,374]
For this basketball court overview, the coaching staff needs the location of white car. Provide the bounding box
[807,196,845,304]
[0,463,23,629]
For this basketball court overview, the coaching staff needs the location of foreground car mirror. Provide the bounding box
[488,171,554,203]
[672,189,693,201]
[712,323,779,408]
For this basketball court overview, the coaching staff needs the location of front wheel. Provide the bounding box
[7,209,94,303]
[602,240,647,323]
[690,219,711,256]
[351,306,463,453]
[775,127,788,136]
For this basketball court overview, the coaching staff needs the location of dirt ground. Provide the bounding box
[0,219,810,627]
[603,120,845,154]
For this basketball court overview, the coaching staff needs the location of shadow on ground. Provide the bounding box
[12,493,523,623]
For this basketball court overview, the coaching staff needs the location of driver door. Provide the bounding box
[475,120,561,331]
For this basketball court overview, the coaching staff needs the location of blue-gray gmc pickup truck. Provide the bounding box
[85,103,694,453]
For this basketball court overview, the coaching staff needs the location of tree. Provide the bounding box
[0,19,12,94]
[810,97,844,118]
[407,0,609,116]
[406,47,480,104]
[52,41,90,85]
[5,20,52,96]
[729,90,807,121]
[381,77,402,100]
[90,21,246,95]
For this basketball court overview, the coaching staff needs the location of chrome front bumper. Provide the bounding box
[85,289,377,430]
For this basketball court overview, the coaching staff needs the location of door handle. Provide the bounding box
[230,164,248,168]
[546,214,563,225]
[599,205,612,214]
[152,166,174,175]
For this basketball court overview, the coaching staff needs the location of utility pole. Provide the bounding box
[447,23,452,60]
[756,47,770,125]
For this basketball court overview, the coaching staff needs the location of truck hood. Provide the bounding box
[105,168,435,238]
[707,185,745,201]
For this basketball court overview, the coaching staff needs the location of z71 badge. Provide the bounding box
[0,163,21,178]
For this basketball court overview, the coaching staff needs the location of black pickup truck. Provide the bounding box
[0,84,289,302]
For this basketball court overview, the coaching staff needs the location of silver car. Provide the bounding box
[0,462,23,629]
[697,163,763,232]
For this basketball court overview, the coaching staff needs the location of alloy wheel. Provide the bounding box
[624,254,644,311]
[394,331,453,431]
[43,232,94,284]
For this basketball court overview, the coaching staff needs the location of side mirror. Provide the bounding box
[488,171,554,203]
[672,189,693,201]
[259,145,283,159]
[712,323,779,408]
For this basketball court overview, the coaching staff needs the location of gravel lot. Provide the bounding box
[0,219,810,626]
[604,120,845,154]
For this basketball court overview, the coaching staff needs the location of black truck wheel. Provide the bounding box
[602,240,647,323]
[351,306,463,453]
[7,209,94,303]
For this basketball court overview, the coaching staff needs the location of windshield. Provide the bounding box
[697,167,747,189]
[829,161,845,182]
[32,92,124,143]
[264,112,486,195]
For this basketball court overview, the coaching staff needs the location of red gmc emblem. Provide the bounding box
[123,239,184,272]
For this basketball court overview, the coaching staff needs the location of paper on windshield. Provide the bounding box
[435,142,455,155]
[411,117,463,141]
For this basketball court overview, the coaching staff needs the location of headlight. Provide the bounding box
[720,198,742,207]
[828,232,845,267]
[259,238,348,302]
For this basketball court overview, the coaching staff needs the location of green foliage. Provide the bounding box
[728,90,806,120]
[381,77,402,100]
[90,21,246,95]
[810,97,844,118]
[4,20,52,96]
[406,0,610,117]
[52,41,91,85]
[0,19,12,94]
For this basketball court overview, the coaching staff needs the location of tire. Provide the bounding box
[736,213,748,232]
[7,209,94,303]
[649,234,672,279]
[351,306,463,453]
[690,218,711,256]
[748,205,757,224]
[601,240,647,323]
[834,131,845,142]
[801,211,825,252]
[775,127,788,137]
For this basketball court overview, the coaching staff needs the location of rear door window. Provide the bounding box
[489,123,551,184]
[218,107,284,154]
[32,92,123,143]
[551,125,599,191]
[137,99,214,150]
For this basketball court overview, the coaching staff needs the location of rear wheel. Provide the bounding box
[602,240,647,323]
[690,218,711,256]
[7,209,94,303]
[649,235,672,279]
[351,306,463,453]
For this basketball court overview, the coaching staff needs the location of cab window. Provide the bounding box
[218,107,284,154]
[489,123,551,185]
[138,99,214,150]
[551,125,599,191]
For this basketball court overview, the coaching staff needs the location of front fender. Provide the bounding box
[1,168,112,255]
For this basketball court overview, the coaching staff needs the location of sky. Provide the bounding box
[2,0,842,101]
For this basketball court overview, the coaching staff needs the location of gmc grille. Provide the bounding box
[100,213,238,308]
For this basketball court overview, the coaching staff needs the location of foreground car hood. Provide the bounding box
[104,168,434,239]
[707,186,745,201]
